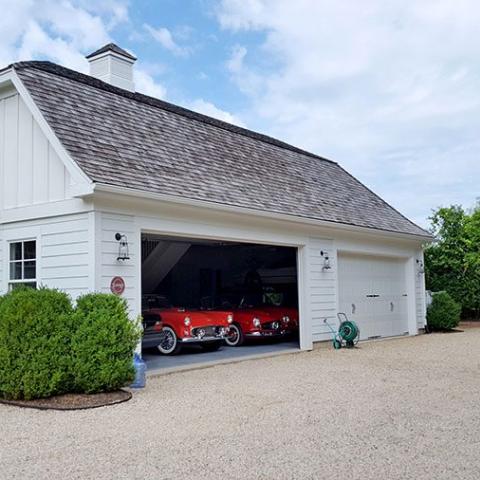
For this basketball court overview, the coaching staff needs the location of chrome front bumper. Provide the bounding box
[180,325,229,343]
[180,335,225,343]
[245,330,292,338]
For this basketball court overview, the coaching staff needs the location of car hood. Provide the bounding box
[186,310,232,327]
[265,306,298,317]
[147,307,232,327]
[234,307,281,321]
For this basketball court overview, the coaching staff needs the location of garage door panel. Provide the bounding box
[338,254,409,339]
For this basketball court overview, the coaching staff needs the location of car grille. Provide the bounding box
[191,326,224,337]
[262,321,281,331]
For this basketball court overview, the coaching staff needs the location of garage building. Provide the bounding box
[0,44,431,353]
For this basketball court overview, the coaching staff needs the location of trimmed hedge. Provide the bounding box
[0,287,73,400]
[427,291,461,330]
[0,289,141,400]
[71,293,140,393]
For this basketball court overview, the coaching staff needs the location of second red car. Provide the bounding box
[225,304,299,347]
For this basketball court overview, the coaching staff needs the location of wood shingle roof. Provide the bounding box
[13,61,430,237]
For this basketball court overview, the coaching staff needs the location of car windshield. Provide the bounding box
[200,295,236,310]
[143,295,172,309]
[262,291,284,307]
[200,291,285,310]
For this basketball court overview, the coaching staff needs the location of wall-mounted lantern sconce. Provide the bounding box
[416,259,425,275]
[115,233,130,261]
[320,250,331,271]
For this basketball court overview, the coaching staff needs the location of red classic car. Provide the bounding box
[226,305,299,346]
[142,295,233,355]
[201,295,299,347]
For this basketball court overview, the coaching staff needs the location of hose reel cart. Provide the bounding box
[324,313,360,349]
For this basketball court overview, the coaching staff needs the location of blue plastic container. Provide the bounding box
[130,353,146,388]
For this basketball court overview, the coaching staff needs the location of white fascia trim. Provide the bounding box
[93,183,433,243]
[4,68,94,189]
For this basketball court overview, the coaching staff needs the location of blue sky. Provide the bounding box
[1,0,479,228]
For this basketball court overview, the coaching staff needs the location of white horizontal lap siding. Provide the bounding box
[40,214,91,300]
[307,237,337,342]
[0,214,92,298]
[99,212,138,318]
[0,93,72,210]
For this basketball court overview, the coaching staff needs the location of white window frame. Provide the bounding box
[8,239,37,289]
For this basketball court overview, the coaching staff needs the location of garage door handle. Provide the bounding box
[366,294,380,298]
[351,303,356,314]
[390,302,394,312]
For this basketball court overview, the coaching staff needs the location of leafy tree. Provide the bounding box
[425,205,480,319]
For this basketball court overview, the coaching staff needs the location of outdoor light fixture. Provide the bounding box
[115,233,130,261]
[320,250,331,271]
[416,259,425,275]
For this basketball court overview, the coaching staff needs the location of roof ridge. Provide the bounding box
[11,60,337,165]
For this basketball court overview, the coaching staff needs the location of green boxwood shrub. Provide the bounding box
[71,293,141,394]
[427,291,461,330]
[0,288,141,400]
[0,287,73,400]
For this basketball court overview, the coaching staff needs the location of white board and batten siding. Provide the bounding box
[0,91,72,211]
[0,213,91,300]
[307,237,337,341]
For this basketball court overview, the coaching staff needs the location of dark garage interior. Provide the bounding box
[141,233,300,370]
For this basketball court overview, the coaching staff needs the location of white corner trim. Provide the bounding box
[405,256,418,335]
[6,68,93,188]
[92,182,432,243]
[297,245,313,351]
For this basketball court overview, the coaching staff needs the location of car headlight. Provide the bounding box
[253,317,261,328]
[227,314,233,324]
[184,316,191,326]
[282,316,290,323]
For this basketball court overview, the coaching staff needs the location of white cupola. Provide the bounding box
[86,43,136,92]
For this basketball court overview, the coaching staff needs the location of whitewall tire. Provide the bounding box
[157,326,182,355]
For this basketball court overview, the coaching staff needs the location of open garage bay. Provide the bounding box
[141,234,300,370]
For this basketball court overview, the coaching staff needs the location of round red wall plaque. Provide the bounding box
[110,276,125,295]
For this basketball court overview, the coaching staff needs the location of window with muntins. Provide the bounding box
[9,240,37,289]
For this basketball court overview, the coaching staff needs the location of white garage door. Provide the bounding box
[338,253,409,339]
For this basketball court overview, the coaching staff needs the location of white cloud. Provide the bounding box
[216,0,480,226]
[17,20,89,72]
[188,99,245,126]
[144,24,190,57]
[226,45,262,97]
[226,45,246,73]
[0,0,120,68]
[134,69,167,99]
[0,1,167,102]
[37,2,111,51]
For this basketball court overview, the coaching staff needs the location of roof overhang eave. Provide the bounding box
[90,183,433,243]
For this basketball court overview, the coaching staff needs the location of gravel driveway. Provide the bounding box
[2,329,480,480]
